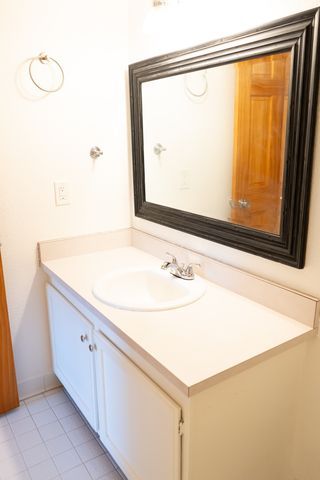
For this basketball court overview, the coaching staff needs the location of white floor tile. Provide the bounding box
[28,458,58,480]
[75,439,103,463]
[53,449,82,474]
[32,409,57,428]
[15,429,43,452]
[25,395,50,415]
[0,438,20,462]
[22,443,50,468]
[52,403,76,420]
[0,453,26,479]
[0,415,8,427]
[6,404,30,425]
[67,426,93,447]
[60,464,91,480]
[60,414,84,433]
[0,424,14,444]
[11,471,31,480]
[115,471,126,480]
[10,418,36,438]
[38,421,65,442]
[45,391,69,408]
[98,472,123,480]
[6,390,127,480]
[85,455,115,480]
[45,434,73,457]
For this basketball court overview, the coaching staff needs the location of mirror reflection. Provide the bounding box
[142,51,291,235]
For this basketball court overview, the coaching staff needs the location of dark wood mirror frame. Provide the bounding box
[129,8,320,268]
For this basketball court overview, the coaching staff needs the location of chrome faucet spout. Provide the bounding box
[161,253,200,280]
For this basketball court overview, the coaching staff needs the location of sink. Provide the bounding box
[92,267,206,311]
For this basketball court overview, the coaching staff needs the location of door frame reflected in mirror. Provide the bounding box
[129,8,320,268]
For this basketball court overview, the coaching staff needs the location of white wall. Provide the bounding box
[0,0,131,396]
[128,1,320,479]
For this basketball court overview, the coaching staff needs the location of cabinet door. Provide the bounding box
[95,332,182,480]
[46,284,98,430]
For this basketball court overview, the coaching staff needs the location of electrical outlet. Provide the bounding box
[54,182,70,206]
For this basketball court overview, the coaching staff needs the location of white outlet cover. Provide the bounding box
[54,182,70,206]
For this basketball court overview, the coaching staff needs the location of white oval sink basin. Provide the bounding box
[92,267,206,311]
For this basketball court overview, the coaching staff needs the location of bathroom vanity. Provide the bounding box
[40,229,318,480]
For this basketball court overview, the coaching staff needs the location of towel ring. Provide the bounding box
[29,52,64,93]
[184,70,208,98]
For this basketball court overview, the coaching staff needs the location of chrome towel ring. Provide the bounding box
[29,52,64,93]
[184,70,208,98]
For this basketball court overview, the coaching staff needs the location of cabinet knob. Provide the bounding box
[88,344,96,352]
[80,334,88,342]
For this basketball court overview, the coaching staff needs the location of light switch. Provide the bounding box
[54,182,70,206]
[179,169,190,190]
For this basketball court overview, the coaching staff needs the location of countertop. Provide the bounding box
[42,246,312,396]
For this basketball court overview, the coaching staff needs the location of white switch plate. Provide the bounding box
[54,182,70,206]
[179,169,190,190]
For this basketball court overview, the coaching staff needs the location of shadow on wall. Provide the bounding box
[290,336,320,480]
[13,265,56,398]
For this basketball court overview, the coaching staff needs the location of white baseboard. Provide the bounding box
[18,373,61,400]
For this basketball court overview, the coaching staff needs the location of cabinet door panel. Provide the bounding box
[96,332,181,480]
[46,284,97,430]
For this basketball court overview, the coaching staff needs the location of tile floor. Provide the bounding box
[0,388,126,480]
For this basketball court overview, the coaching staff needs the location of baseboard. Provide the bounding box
[18,373,61,400]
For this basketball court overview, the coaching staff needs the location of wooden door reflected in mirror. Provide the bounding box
[231,52,291,234]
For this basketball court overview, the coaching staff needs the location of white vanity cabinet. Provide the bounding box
[46,285,98,430]
[94,331,182,480]
[41,243,316,480]
[46,283,182,480]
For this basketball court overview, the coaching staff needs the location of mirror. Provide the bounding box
[129,8,320,268]
[142,52,291,235]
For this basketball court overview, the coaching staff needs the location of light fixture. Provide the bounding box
[144,0,181,34]
[152,0,179,6]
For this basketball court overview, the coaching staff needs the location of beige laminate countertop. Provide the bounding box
[42,246,313,396]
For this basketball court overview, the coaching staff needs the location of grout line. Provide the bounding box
[0,387,127,480]
[4,418,29,477]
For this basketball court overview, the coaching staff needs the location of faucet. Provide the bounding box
[161,252,200,280]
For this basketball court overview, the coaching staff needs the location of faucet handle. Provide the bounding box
[161,252,177,270]
[183,262,201,279]
[188,262,201,268]
[165,252,178,264]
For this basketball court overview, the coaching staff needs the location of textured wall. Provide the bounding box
[0,0,131,395]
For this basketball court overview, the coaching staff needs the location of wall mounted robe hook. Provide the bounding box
[90,146,103,159]
[153,143,167,156]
